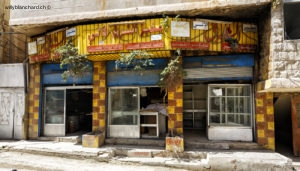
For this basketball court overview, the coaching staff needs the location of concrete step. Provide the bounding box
[105,138,165,147]
[38,136,81,144]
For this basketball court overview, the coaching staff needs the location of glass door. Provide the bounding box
[108,87,140,138]
[43,88,66,136]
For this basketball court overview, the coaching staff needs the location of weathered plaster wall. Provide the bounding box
[258,6,271,81]
[0,0,26,64]
[9,0,271,36]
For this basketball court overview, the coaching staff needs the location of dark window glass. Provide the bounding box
[284,2,300,40]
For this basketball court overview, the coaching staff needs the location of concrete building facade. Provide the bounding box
[7,0,300,155]
[0,0,27,140]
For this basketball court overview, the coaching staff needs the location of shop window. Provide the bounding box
[109,88,139,125]
[208,84,252,127]
[284,0,300,40]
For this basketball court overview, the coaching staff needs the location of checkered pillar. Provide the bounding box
[28,64,40,138]
[92,61,106,131]
[255,92,275,150]
[167,82,183,136]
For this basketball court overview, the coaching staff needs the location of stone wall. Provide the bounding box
[258,2,300,91]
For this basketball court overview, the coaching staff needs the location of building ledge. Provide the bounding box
[9,0,271,36]
[257,78,300,92]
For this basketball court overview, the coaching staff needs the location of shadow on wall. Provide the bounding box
[274,95,292,146]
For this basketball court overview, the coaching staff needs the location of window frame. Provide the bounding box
[207,84,253,127]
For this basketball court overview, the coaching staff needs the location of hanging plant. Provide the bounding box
[56,40,91,81]
[161,14,180,32]
[115,50,154,72]
[159,50,184,103]
[159,15,184,99]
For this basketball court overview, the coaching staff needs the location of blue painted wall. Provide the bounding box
[41,63,93,85]
[183,54,254,68]
[107,58,168,86]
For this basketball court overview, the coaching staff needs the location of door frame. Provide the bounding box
[42,85,92,137]
[107,86,140,138]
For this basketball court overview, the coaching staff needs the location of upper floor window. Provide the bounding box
[284,0,300,40]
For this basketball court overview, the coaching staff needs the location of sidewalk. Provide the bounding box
[0,140,295,171]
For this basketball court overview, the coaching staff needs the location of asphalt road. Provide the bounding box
[0,151,186,171]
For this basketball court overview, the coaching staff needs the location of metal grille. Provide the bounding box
[184,67,253,79]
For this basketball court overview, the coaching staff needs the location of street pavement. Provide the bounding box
[0,140,295,171]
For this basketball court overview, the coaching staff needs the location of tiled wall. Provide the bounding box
[167,83,183,136]
[92,61,106,131]
[255,92,275,150]
[28,64,40,138]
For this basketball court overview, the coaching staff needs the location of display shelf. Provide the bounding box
[183,85,207,129]
[140,111,164,138]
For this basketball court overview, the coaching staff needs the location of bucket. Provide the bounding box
[68,116,79,133]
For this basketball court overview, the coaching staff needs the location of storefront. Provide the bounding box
[182,55,254,141]
[41,63,93,136]
[106,59,168,138]
[27,17,258,142]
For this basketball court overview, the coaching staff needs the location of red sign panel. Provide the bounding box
[125,41,164,50]
[221,43,257,52]
[171,41,210,50]
[87,44,123,52]
[30,54,50,63]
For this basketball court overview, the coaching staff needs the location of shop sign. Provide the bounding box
[30,54,50,63]
[193,21,208,30]
[140,26,163,36]
[171,21,190,37]
[87,44,123,52]
[150,34,162,41]
[222,42,257,52]
[28,41,37,55]
[125,41,164,50]
[37,36,45,45]
[171,41,210,50]
[165,137,184,152]
[66,27,76,37]
[243,24,257,33]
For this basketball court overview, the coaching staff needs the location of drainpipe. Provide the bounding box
[22,37,29,140]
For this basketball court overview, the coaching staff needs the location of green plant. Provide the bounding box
[56,40,91,81]
[115,50,154,72]
[159,50,184,97]
[161,14,180,33]
[272,0,281,9]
